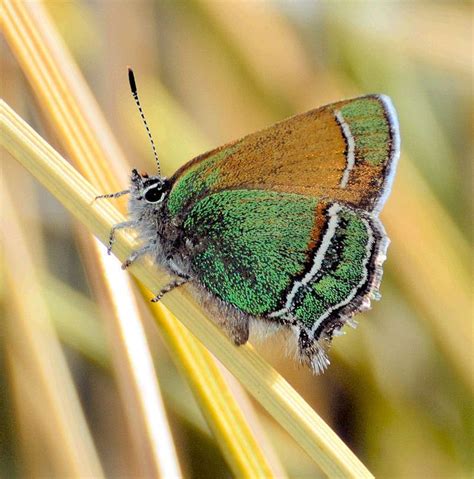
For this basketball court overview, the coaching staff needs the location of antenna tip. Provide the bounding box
[128,67,137,94]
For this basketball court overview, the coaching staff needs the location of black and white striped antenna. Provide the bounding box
[128,67,161,175]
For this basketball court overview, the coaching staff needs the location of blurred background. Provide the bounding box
[1,1,472,478]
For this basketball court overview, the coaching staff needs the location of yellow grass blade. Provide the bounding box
[1,173,104,479]
[1,99,374,479]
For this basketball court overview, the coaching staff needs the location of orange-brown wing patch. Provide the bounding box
[169,95,399,215]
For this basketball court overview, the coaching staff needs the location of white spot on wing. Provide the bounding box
[335,109,356,188]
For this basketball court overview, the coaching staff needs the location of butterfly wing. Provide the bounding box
[182,189,387,359]
[166,95,398,372]
[183,190,322,317]
[167,95,399,218]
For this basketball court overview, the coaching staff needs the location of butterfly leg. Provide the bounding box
[151,277,189,303]
[121,242,156,269]
[106,220,137,254]
[94,189,130,201]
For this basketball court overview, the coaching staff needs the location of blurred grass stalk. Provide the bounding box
[42,273,110,369]
[1,0,282,477]
[1,175,104,478]
[94,242,184,478]
[1,97,375,477]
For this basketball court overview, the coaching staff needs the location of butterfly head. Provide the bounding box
[130,169,170,207]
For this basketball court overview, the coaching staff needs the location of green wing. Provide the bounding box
[183,189,318,316]
[182,189,384,334]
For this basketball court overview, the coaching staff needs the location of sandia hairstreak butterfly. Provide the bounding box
[98,69,400,373]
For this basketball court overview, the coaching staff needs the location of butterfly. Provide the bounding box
[98,69,400,373]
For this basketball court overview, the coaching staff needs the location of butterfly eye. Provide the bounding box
[144,185,165,203]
